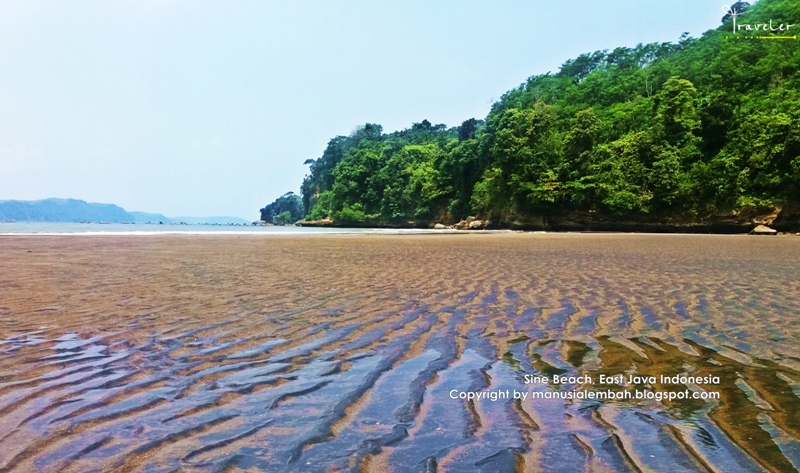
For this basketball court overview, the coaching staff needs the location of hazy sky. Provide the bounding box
[1,1,727,219]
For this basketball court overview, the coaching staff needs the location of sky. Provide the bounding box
[0,1,729,220]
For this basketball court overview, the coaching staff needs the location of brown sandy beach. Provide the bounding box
[1,233,800,472]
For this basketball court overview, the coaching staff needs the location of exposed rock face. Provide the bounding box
[748,207,781,226]
[771,203,800,232]
[489,205,800,233]
[295,204,800,233]
[750,225,777,235]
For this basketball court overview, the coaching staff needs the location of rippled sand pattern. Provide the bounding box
[1,234,800,472]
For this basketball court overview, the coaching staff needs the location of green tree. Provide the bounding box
[273,211,293,225]
[260,192,304,222]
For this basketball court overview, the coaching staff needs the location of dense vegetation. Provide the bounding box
[259,192,304,224]
[298,0,799,227]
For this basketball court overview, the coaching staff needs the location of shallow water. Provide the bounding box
[0,221,454,235]
[0,234,799,472]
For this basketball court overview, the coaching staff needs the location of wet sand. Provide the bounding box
[1,233,799,472]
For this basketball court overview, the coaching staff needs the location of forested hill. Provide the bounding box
[0,199,169,223]
[298,0,800,231]
[0,199,249,224]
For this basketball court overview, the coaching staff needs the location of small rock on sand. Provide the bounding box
[750,225,777,235]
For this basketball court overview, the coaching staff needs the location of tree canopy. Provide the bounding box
[260,192,304,224]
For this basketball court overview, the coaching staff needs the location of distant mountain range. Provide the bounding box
[0,198,249,224]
